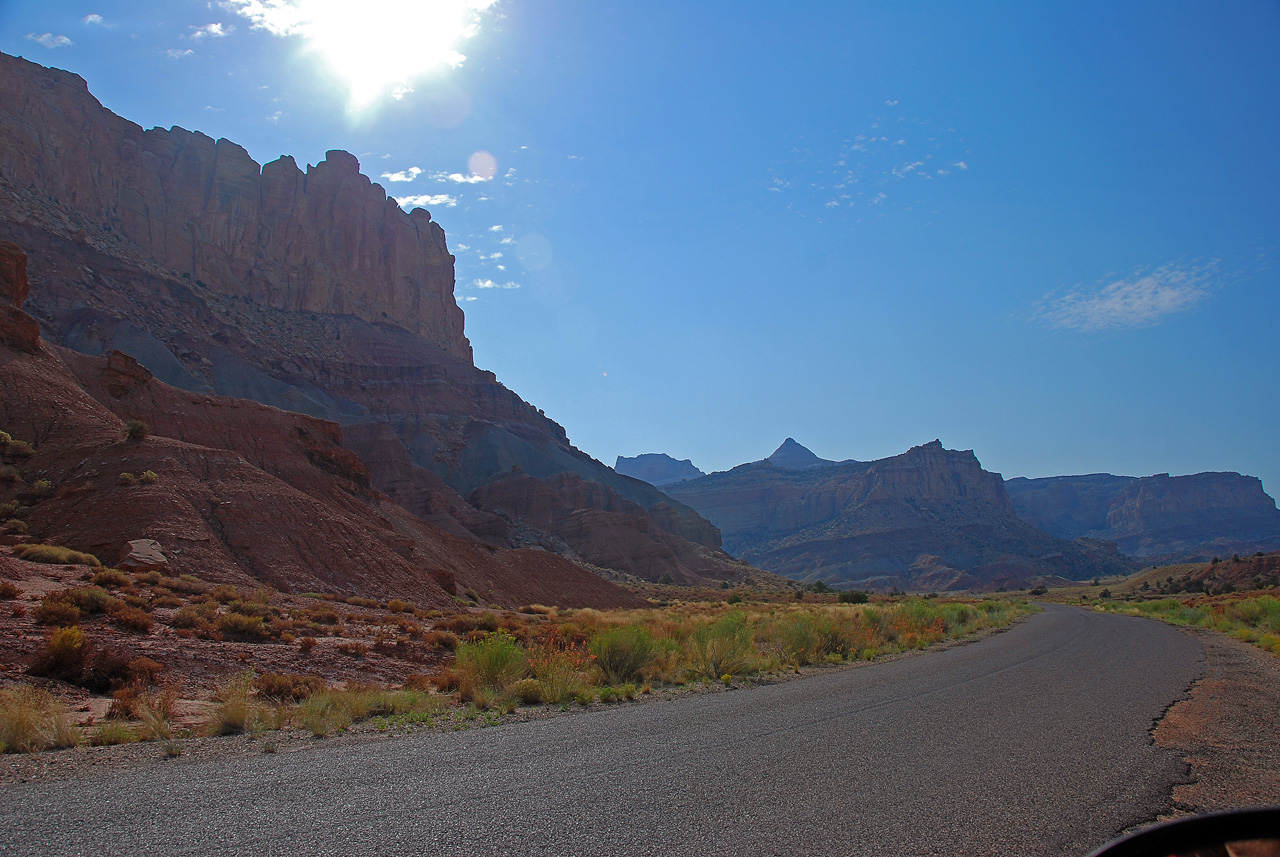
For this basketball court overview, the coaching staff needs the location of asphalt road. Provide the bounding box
[0,604,1204,857]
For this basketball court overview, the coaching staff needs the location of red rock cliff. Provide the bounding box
[0,52,468,360]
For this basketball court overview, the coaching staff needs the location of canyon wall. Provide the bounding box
[667,440,1131,590]
[1006,472,1280,561]
[0,51,741,588]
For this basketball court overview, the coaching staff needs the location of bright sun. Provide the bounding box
[229,0,496,107]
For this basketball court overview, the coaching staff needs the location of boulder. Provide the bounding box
[118,539,168,572]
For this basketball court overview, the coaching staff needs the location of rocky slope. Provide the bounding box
[0,241,640,608]
[614,453,706,487]
[0,51,740,587]
[666,440,1132,591]
[1006,472,1280,562]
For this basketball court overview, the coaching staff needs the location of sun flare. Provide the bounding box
[228,0,497,107]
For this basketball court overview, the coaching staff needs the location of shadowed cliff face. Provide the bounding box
[1006,472,1280,561]
[0,240,643,608]
[667,440,1133,591]
[0,51,738,587]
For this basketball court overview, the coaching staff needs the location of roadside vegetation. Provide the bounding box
[1048,552,1280,657]
[0,554,1034,755]
[1096,595,1280,656]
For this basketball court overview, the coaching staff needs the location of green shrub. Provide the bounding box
[30,479,52,498]
[217,612,267,641]
[511,678,543,704]
[17,544,100,567]
[0,466,17,483]
[590,625,655,685]
[33,598,82,627]
[61,586,119,614]
[117,472,137,486]
[170,606,204,629]
[5,440,33,458]
[91,568,131,589]
[90,721,139,747]
[139,470,158,484]
[686,613,755,680]
[598,686,619,704]
[113,606,154,634]
[838,589,870,604]
[0,686,81,753]
[124,420,148,442]
[27,626,89,681]
[455,632,527,701]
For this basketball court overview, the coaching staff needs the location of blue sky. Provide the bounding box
[4,1,1278,494]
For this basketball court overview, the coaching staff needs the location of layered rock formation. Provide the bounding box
[0,51,742,588]
[0,241,641,608]
[1006,472,1280,562]
[614,453,705,487]
[666,440,1132,591]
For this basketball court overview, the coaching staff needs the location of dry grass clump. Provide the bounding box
[0,581,20,600]
[91,568,131,589]
[16,543,100,567]
[0,686,81,753]
[206,670,257,736]
[217,612,267,641]
[112,606,154,634]
[255,673,326,701]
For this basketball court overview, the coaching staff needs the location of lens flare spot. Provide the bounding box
[468,150,498,181]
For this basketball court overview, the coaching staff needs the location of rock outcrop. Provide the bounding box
[0,51,741,589]
[1006,472,1280,562]
[614,453,706,486]
[765,438,839,470]
[666,440,1133,591]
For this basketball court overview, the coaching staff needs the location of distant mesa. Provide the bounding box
[666,439,1135,592]
[614,453,706,487]
[1005,472,1280,563]
[765,438,840,470]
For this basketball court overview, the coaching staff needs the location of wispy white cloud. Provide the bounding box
[472,278,520,289]
[488,225,504,232]
[266,109,282,122]
[1035,263,1216,332]
[26,32,72,49]
[204,105,226,112]
[166,48,195,59]
[390,85,414,101]
[454,243,470,251]
[381,167,423,183]
[83,14,105,25]
[428,171,489,184]
[188,22,232,41]
[395,193,457,209]
[953,161,968,170]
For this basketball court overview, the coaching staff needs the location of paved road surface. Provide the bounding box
[0,605,1204,856]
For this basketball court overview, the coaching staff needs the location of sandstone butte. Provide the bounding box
[0,50,753,604]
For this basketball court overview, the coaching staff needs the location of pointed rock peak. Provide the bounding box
[767,438,837,470]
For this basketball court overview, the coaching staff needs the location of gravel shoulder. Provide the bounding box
[1153,628,1280,815]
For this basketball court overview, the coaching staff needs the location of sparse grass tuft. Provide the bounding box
[206,670,256,736]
